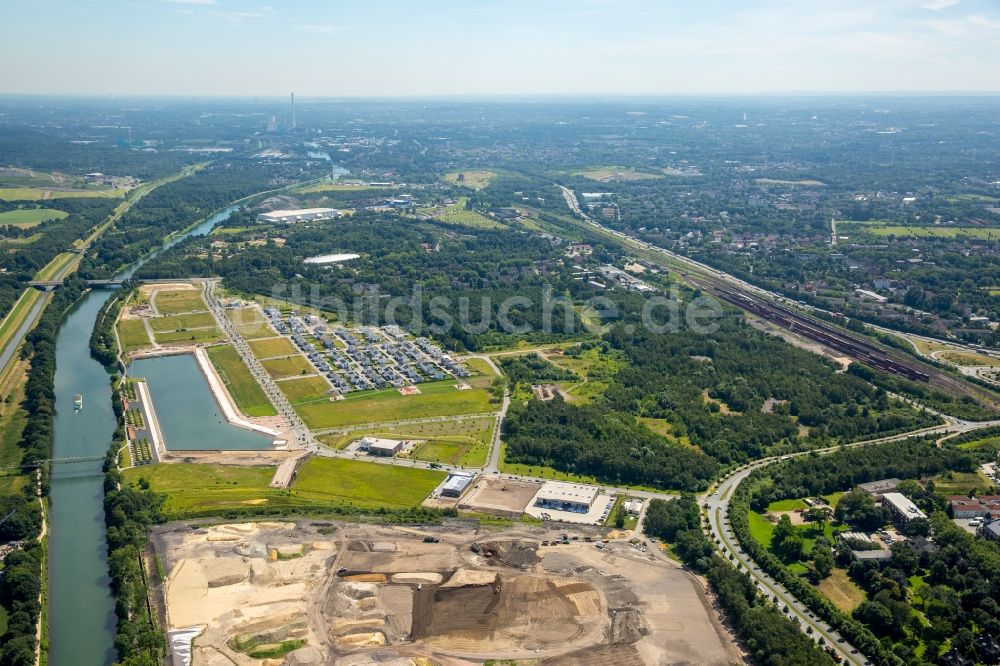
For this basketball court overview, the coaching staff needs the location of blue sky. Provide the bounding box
[2,0,999,95]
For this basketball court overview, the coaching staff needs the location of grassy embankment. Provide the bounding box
[205,344,277,417]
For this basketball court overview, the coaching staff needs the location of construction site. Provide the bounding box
[153,519,739,666]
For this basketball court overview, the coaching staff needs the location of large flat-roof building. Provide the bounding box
[440,472,475,498]
[857,478,901,497]
[881,492,927,525]
[533,481,599,514]
[359,437,404,457]
[258,207,340,224]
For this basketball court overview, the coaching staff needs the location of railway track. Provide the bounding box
[688,275,1000,413]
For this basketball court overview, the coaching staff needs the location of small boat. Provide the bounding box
[73,394,83,411]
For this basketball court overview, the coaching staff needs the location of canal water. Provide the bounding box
[47,204,239,666]
[129,354,271,451]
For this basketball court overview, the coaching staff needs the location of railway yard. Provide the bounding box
[153,520,739,666]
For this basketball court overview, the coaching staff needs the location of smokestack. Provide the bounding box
[291,92,296,130]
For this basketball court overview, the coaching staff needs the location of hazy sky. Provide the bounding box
[2,0,999,96]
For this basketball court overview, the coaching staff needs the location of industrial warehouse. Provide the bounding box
[257,207,342,224]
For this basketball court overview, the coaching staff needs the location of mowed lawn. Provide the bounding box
[249,336,298,359]
[292,457,445,508]
[206,344,277,417]
[117,319,152,353]
[262,354,315,379]
[295,380,494,429]
[278,375,332,403]
[149,312,217,332]
[0,208,68,227]
[154,288,206,314]
[122,458,444,517]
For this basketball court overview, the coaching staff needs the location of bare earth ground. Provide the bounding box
[153,520,740,665]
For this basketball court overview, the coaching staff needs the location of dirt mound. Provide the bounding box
[471,540,540,568]
[607,608,645,644]
[205,558,248,588]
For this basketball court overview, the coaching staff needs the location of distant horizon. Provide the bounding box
[2,1,998,97]
[1,91,999,101]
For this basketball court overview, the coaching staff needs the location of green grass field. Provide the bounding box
[295,380,493,430]
[33,252,78,281]
[153,288,206,314]
[205,344,277,417]
[292,457,445,508]
[153,327,223,345]
[0,208,68,227]
[262,354,315,379]
[249,336,298,359]
[149,312,217,332]
[122,458,445,517]
[411,438,489,467]
[278,375,333,403]
[117,319,152,354]
[841,222,1000,240]
[444,170,497,189]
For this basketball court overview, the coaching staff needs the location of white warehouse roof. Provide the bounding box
[535,481,599,505]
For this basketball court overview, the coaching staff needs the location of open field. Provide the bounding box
[149,312,217,332]
[574,167,661,182]
[411,438,489,467]
[754,178,825,186]
[295,380,493,430]
[0,208,68,227]
[0,187,125,201]
[117,319,152,354]
[818,569,866,612]
[248,336,298,359]
[317,416,494,454]
[205,344,277,417]
[262,354,315,379]
[956,435,1000,451]
[235,321,277,340]
[278,375,332,403]
[424,197,505,229]
[153,327,223,345]
[443,170,497,189]
[293,457,444,508]
[154,520,737,665]
[153,288,206,315]
[937,351,1000,367]
[932,470,993,495]
[841,221,1000,239]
